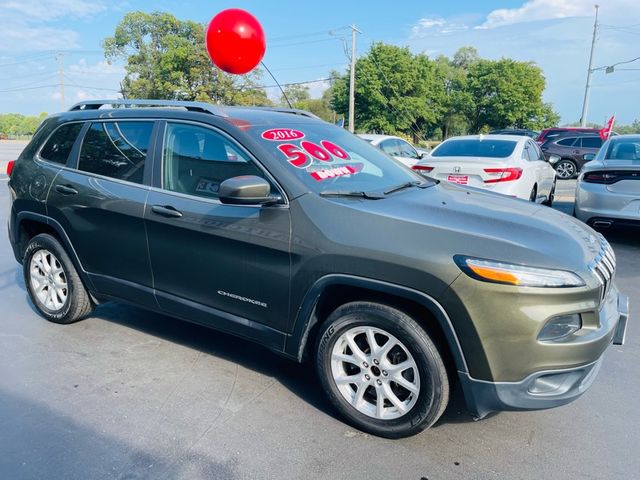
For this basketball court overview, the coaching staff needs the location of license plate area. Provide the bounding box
[447,175,469,185]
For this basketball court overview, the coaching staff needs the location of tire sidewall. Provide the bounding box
[316,303,447,438]
[23,235,75,323]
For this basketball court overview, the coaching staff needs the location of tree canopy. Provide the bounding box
[102,11,271,105]
[331,44,560,140]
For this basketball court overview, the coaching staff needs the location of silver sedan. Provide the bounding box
[575,135,640,228]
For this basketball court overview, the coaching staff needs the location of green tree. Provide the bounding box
[0,112,47,137]
[464,58,560,131]
[331,43,444,141]
[279,84,335,122]
[102,11,271,105]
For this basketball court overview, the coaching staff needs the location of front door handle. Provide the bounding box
[55,184,79,195]
[151,205,183,218]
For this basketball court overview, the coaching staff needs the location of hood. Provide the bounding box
[322,181,602,274]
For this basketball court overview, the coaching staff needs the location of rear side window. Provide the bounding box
[580,137,602,149]
[556,137,577,146]
[39,123,83,164]
[78,121,154,184]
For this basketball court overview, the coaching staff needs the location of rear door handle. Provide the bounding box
[55,184,78,195]
[151,205,183,218]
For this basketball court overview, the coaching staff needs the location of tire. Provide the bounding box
[316,302,450,438]
[542,179,555,206]
[555,159,577,179]
[23,233,93,324]
[529,185,537,202]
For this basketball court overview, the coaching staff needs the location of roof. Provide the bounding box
[442,134,526,142]
[356,134,401,142]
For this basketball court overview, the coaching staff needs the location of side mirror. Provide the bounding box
[583,153,596,162]
[219,175,280,205]
[548,154,561,165]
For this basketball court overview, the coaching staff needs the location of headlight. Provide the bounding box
[455,256,585,288]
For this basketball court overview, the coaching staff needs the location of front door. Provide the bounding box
[144,121,291,334]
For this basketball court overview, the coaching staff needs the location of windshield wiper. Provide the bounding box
[319,190,385,200]
[383,180,428,195]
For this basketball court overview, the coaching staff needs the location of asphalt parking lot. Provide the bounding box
[1,140,638,480]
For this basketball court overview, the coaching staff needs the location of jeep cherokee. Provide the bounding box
[7,100,629,438]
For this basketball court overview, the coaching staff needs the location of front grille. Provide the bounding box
[589,238,616,303]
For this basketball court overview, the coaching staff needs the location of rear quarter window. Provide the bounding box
[39,122,83,164]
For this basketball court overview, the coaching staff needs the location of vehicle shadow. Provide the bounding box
[0,388,240,479]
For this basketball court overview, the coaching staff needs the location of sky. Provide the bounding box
[0,0,639,125]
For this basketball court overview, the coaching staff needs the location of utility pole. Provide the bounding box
[580,5,599,127]
[55,52,65,111]
[348,24,362,133]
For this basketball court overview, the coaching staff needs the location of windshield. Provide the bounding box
[247,122,423,194]
[432,139,517,158]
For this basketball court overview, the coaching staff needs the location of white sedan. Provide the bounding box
[413,134,557,204]
[357,134,424,168]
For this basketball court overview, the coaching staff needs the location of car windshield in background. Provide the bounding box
[432,139,517,158]
[604,138,640,160]
[247,123,424,194]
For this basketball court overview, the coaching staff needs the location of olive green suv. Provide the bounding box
[7,100,629,438]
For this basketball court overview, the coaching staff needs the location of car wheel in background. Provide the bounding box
[316,302,450,438]
[555,160,577,179]
[23,234,94,324]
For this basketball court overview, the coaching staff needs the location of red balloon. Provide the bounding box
[205,9,266,75]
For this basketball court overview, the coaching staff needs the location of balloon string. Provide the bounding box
[261,61,293,108]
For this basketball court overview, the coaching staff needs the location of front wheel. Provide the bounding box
[555,160,577,179]
[316,302,449,438]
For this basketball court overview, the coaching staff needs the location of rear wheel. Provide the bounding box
[23,234,93,324]
[316,302,449,438]
[529,185,537,202]
[555,159,577,179]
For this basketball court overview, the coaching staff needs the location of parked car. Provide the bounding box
[413,134,557,204]
[536,127,601,144]
[541,134,603,179]
[8,100,627,438]
[575,135,640,228]
[489,128,539,138]
[357,134,423,168]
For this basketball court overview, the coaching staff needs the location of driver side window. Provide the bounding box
[162,123,271,199]
[398,140,419,159]
[379,139,401,156]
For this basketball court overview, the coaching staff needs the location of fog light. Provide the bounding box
[538,314,582,341]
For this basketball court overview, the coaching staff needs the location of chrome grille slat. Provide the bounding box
[589,239,616,304]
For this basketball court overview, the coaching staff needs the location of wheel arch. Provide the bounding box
[285,274,468,374]
[14,212,96,293]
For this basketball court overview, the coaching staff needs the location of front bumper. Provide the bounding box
[459,293,629,419]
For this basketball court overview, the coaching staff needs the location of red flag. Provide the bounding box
[599,115,615,140]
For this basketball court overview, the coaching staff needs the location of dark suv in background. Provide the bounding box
[7,100,628,438]
[541,134,604,179]
[536,127,601,145]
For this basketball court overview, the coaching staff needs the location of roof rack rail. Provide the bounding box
[247,106,320,120]
[68,99,228,117]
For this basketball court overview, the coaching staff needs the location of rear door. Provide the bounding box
[46,119,158,307]
[144,121,291,334]
[578,136,603,166]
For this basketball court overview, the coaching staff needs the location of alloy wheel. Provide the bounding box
[555,161,576,179]
[330,326,420,420]
[29,249,68,312]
